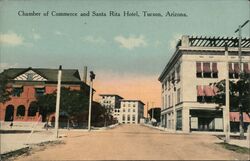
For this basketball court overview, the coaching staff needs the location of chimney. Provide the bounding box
[181,35,189,47]
[83,66,87,83]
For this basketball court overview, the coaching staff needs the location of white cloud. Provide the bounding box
[55,31,62,35]
[83,36,106,44]
[154,40,162,47]
[169,33,182,50]
[0,63,19,71]
[0,32,24,46]
[114,35,147,50]
[32,33,41,40]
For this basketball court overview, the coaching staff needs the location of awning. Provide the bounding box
[229,63,234,73]
[213,86,219,94]
[12,84,23,88]
[243,63,250,74]
[197,85,205,96]
[196,62,202,73]
[212,63,218,73]
[204,85,214,96]
[203,63,211,73]
[230,112,250,123]
[234,63,240,73]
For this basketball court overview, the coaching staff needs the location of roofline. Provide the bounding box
[120,100,145,105]
[158,35,250,82]
[99,94,124,99]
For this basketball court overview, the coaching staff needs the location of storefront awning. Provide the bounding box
[197,85,205,96]
[234,63,240,73]
[230,112,250,123]
[203,63,211,73]
[229,63,234,73]
[212,63,218,73]
[243,63,250,74]
[196,62,202,73]
[204,85,214,96]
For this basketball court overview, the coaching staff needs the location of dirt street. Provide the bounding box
[15,124,249,160]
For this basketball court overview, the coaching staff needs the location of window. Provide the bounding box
[123,109,125,112]
[176,65,181,82]
[128,109,130,112]
[203,62,211,78]
[177,88,181,104]
[133,104,135,107]
[196,62,202,77]
[132,115,135,121]
[13,87,23,97]
[229,62,240,79]
[196,62,218,78]
[123,104,125,107]
[127,115,130,121]
[27,73,33,80]
[168,95,171,107]
[243,63,250,75]
[122,115,125,121]
[197,85,217,103]
[212,63,218,78]
[133,109,135,112]
[128,104,130,107]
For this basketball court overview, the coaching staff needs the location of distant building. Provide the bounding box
[159,35,250,133]
[119,100,144,124]
[0,67,90,123]
[99,94,123,121]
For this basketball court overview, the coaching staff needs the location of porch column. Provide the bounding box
[182,107,190,133]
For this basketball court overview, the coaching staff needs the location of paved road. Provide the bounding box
[15,124,248,160]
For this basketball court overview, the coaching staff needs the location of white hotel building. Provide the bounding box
[119,100,144,124]
[159,35,250,133]
[99,94,123,121]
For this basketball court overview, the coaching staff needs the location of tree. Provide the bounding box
[213,73,250,139]
[0,73,11,103]
[148,108,161,123]
[36,93,57,127]
[60,87,89,120]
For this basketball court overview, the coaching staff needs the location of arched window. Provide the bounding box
[16,105,25,116]
[28,102,38,116]
[5,105,14,121]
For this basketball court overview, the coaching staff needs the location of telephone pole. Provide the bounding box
[55,65,62,138]
[88,71,95,131]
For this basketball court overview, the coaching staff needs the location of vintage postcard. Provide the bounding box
[0,0,249,160]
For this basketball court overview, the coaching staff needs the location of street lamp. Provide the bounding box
[88,71,95,132]
[235,20,249,139]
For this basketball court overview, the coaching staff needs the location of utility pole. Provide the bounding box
[88,71,95,132]
[224,44,230,143]
[55,65,62,139]
[235,20,249,139]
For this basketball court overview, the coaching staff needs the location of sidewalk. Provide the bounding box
[143,123,250,149]
[0,123,120,155]
[0,130,58,154]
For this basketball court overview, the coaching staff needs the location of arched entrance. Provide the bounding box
[16,105,25,116]
[5,105,14,121]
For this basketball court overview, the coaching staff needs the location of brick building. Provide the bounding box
[0,67,90,123]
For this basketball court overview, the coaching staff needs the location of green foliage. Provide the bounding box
[60,87,89,118]
[148,108,161,122]
[213,74,250,112]
[0,73,11,103]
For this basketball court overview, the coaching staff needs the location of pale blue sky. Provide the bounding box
[0,0,249,77]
